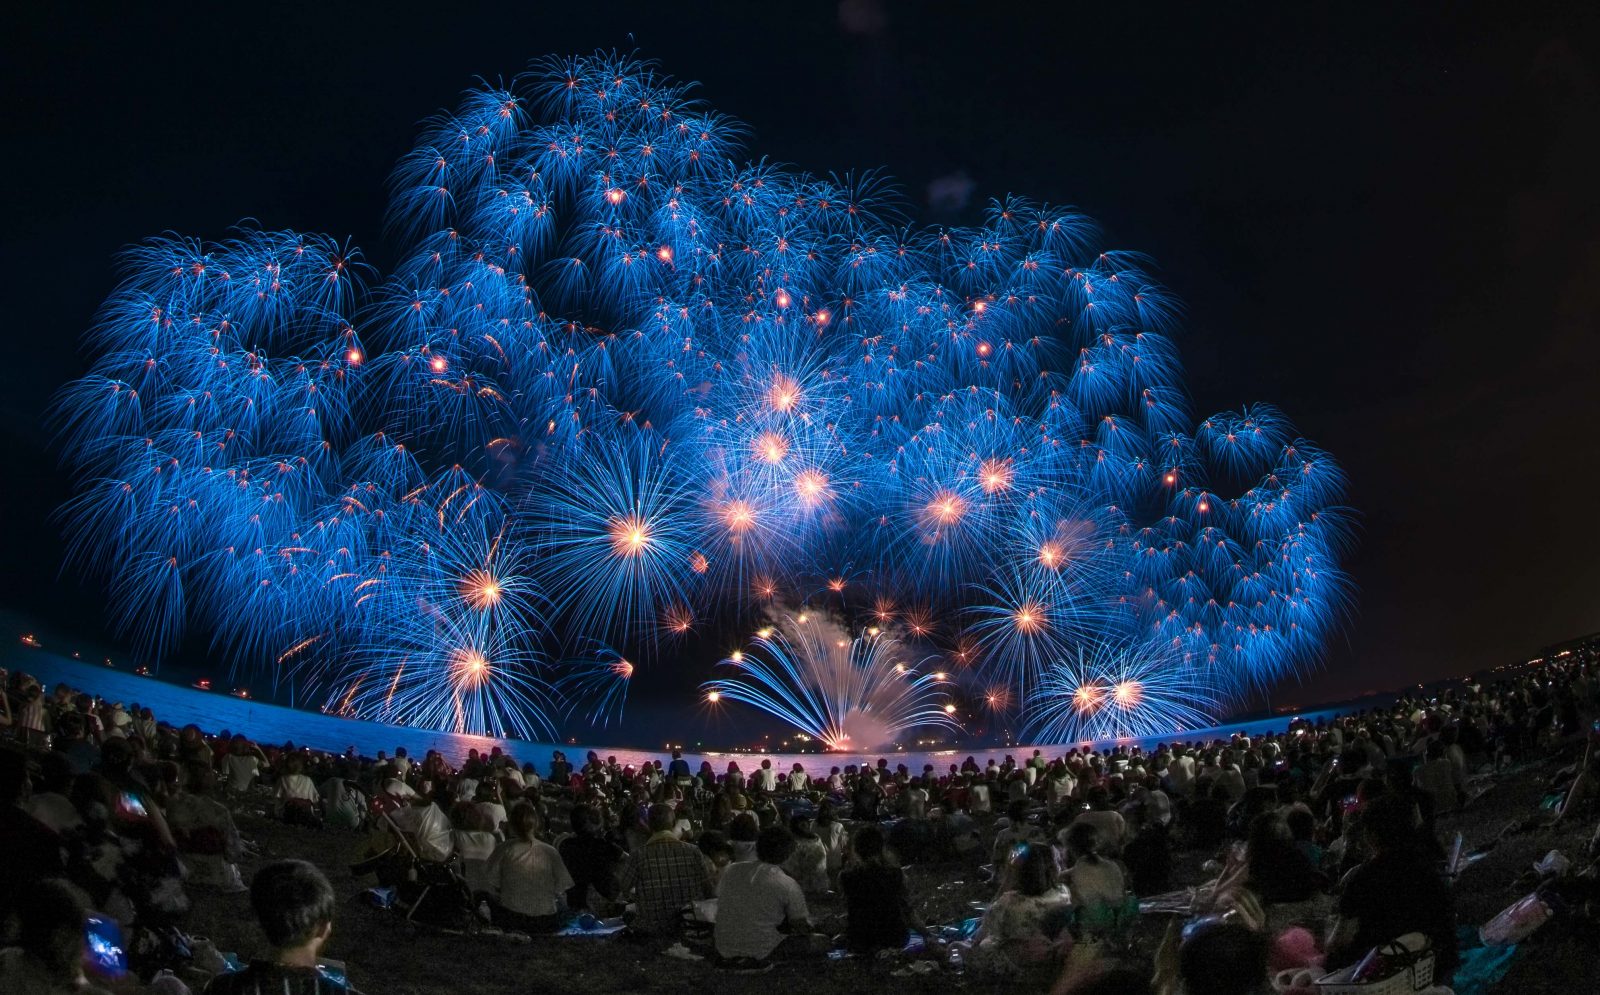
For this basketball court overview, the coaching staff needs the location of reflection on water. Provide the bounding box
[7,648,1335,778]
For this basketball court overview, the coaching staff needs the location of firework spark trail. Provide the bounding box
[1023,640,1222,744]
[51,53,1354,739]
[702,611,959,752]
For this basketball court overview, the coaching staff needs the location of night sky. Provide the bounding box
[5,2,1598,723]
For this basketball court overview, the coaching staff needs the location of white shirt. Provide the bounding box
[25,791,83,833]
[382,778,418,800]
[756,766,778,792]
[276,773,319,803]
[714,861,809,959]
[476,801,509,835]
[454,829,501,896]
[223,754,261,792]
[487,838,574,917]
[781,837,830,893]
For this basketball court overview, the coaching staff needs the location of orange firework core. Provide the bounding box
[925,489,967,527]
[767,374,800,412]
[1013,599,1046,633]
[1038,541,1063,570]
[754,431,789,463]
[450,648,490,686]
[1114,680,1142,708]
[460,569,503,610]
[979,457,1014,493]
[723,499,755,534]
[793,469,829,504]
[608,515,652,556]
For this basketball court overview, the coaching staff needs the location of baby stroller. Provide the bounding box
[352,800,474,928]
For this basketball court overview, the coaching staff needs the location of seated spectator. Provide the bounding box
[815,801,847,883]
[484,803,573,933]
[1325,793,1459,984]
[166,765,246,892]
[963,844,1071,974]
[53,712,101,775]
[274,755,321,826]
[781,814,830,894]
[558,804,626,913]
[619,802,716,935]
[1062,822,1129,933]
[1187,781,1231,850]
[696,830,737,887]
[851,773,885,820]
[967,777,992,815]
[1412,740,1461,814]
[318,765,366,831]
[473,780,508,838]
[1068,786,1127,854]
[222,736,265,795]
[0,879,112,995]
[1284,804,1323,869]
[204,860,346,994]
[993,799,1041,865]
[24,751,83,835]
[1241,813,1324,904]
[728,811,759,862]
[1174,918,1270,995]
[714,826,825,968]
[450,804,499,900]
[840,824,929,956]
[1121,816,1174,896]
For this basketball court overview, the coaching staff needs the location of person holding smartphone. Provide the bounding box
[0,879,114,995]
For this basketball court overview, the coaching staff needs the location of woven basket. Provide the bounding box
[1315,941,1434,995]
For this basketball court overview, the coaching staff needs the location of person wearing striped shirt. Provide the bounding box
[203,860,355,995]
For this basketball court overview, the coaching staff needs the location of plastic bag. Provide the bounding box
[1479,892,1550,946]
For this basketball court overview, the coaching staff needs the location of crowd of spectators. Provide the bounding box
[2,648,1598,993]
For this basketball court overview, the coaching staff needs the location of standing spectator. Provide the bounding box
[667,749,692,786]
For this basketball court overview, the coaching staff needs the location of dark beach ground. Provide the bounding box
[185,755,1598,995]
